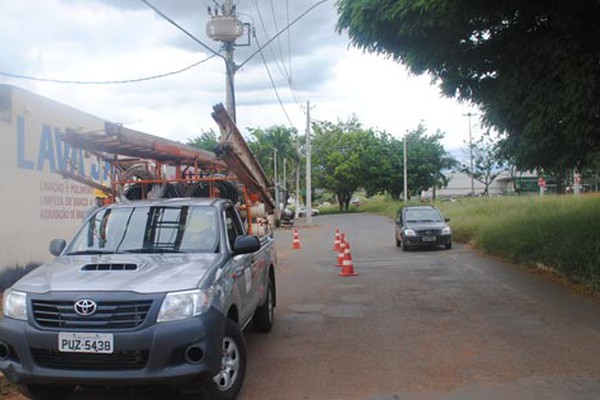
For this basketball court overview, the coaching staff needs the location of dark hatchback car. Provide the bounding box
[395,205,452,251]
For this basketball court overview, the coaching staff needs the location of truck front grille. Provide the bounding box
[30,348,148,370]
[31,300,153,330]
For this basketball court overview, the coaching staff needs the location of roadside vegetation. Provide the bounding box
[360,194,600,292]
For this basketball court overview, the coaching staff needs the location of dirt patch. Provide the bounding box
[0,374,19,399]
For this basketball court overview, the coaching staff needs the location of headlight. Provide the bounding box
[157,289,212,323]
[442,226,452,235]
[3,289,27,321]
[404,229,416,236]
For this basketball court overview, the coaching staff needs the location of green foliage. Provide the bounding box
[312,118,377,210]
[186,129,218,152]
[245,125,300,185]
[440,196,600,291]
[337,0,600,171]
[312,119,455,208]
[404,124,456,199]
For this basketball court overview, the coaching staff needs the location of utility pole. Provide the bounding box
[206,0,244,122]
[224,41,236,122]
[273,148,279,216]
[306,101,312,224]
[463,112,476,195]
[283,159,287,191]
[295,134,300,215]
[283,158,287,207]
[295,165,300,214]
[403,136,408,203]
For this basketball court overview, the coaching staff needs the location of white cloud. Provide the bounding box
[0,0,481,152]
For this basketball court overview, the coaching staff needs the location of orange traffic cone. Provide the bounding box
[339,242,358,277]
[336,235,346,267]
[292,228,302,250]
[333,229,341,251]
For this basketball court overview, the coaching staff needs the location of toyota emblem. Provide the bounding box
[74,299,97,316]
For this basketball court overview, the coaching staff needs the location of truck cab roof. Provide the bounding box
[103,197,233,210]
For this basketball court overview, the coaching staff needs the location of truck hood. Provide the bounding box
[12,253,224,294]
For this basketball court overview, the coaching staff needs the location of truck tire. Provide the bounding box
[205,319,247,400]
[253,278,275,332]
[18,384,74,400]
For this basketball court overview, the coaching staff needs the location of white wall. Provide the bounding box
[0,85,109,270]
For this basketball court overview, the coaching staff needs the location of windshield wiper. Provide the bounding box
[121,248,183,254]
[66,250,114,255]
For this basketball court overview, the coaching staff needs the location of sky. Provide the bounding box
[0,0,480,156]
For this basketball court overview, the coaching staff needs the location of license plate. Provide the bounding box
[58,332,114,354]
[422,236,436,242]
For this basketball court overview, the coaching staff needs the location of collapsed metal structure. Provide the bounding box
[58,104,275,235]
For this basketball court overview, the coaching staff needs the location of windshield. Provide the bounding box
[404,209,443,223]
[66,205,219,255]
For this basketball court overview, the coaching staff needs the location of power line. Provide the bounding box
[238,0,329,69]
[250,0,318,113]
[269,0,289,77]
[253,30,295,128]
[0,55,217,85]
[253,0,290,81]
[140,0,223,60]
[286,0,292,78]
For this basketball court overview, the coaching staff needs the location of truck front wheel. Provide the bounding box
[204,319,247,400]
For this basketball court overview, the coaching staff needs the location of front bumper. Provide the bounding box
[404,234,452,247]
[0,307,225,387]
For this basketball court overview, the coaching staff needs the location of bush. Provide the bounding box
[473,197,600,291]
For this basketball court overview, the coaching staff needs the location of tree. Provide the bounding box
[403,124,456,200]
[336,0,600,171]
[186,129,218,152]
[312,118,454,207]
[312,118,380,210]
[461,132,504,196]
[362,125,456,201]
[246,126,300,204]
[362,132,404,199]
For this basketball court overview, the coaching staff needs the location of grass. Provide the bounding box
[359,194,600,292]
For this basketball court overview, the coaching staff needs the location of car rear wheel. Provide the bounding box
[253,277,275,332]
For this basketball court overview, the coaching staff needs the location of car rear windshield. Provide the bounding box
[66,205,219,255]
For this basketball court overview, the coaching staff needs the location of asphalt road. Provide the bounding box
[5,213,600,399]
[239,213,600,400]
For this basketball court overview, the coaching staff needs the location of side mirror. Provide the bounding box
[233,235,261,255]
[445,217,450,222]
[395,219,402,225]
[49,239,66,256]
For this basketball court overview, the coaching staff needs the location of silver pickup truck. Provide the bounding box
[0,197,277,400]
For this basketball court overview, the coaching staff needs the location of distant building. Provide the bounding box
[425,170,539,199]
